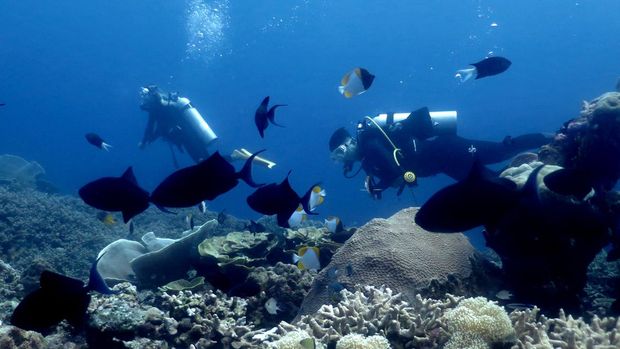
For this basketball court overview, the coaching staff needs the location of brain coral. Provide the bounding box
[298,207,479,317]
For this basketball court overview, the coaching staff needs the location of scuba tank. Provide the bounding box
[370,110,458,138]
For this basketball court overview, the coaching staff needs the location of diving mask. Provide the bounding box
[330,144,348,162]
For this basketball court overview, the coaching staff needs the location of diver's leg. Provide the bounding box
[469,133,550,164]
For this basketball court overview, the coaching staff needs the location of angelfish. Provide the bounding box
[255,96,286,138]
[455,56,511,83]
[85,133,112,151]
[338,67,375,98]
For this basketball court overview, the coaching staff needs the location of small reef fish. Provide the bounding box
[299,338,316,349]
[307,185,326,211]
[0,103,5,107]
[128,219,135,236]
[255,96,286,138]
[495,290,513,300]
[339,67,375,98]
[198,201,207,214]
[264,297,281,315]
[287,205,307,228]
[96,211,117,226]
[324,216,343,233]
[79,167,150,223]
[85,132,112,151]
[293,246,321,271]
[150,151,263,209]
[186,213,195,230]
[246,172,318,227]
[455,56,512,82]
[11,254,116,332]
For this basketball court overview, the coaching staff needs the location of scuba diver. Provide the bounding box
[139,85,275,168]
[329,107,551,199]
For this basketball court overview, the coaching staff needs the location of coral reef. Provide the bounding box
[0,326,47,348]
[298,207,484,317]
[540,91,620,191]
[511,305,620,348]
[0,154,45,189]
[442,297,515,349]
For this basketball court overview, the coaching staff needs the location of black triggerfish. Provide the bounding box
[79,167,150,223]
[455,56,512,82]
[150,151,264,209]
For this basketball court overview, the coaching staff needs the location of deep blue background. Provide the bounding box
[0,1,619,245]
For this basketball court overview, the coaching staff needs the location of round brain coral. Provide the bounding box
[443,297,514,349]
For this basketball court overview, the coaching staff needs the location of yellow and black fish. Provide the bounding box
[338,67,375,98]
[96,211,117,226]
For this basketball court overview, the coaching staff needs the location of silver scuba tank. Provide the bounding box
[371,110,458,136]
[167,97,218,162]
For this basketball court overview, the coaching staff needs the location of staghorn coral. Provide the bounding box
[298,207,482,317]
[335,334,390,349]
[237,285,459,348]
[510,305,620,348]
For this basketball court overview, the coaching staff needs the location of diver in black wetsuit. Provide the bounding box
[329,107,551,199]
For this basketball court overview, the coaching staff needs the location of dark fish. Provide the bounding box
[415,160,518,232]
[246,172,318,227]
[85,133,112,151]
[245,220,266,235]
[0,103,5,107]
[456,56,512,82]
[255,96,286,138]
[11,254,115,332]
[150,151,264,209]
[472,56,511,79]
[79,167,150,223]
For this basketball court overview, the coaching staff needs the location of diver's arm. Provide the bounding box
[360,138,402,189]
[139,114,158,148]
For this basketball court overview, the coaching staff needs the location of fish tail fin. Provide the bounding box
[86,252,118,295]
[455,67,476,82]
[101,142,112,151]
[292,254,301,263]
[338,85,345,94]
[268,105,287,127]
[238,149,266,188]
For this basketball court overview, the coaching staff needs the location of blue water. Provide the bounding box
[1,1,619,242]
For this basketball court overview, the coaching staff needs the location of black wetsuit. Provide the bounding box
[356,122,550,194]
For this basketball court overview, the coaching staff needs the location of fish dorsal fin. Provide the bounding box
[298,246,309,256]
[260,96,270,108]
[341,72,351,86]
[354,68,362,78]
[311,246,320,256]
[121,167,138,186]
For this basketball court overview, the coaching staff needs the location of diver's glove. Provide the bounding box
[231,148,276,169]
